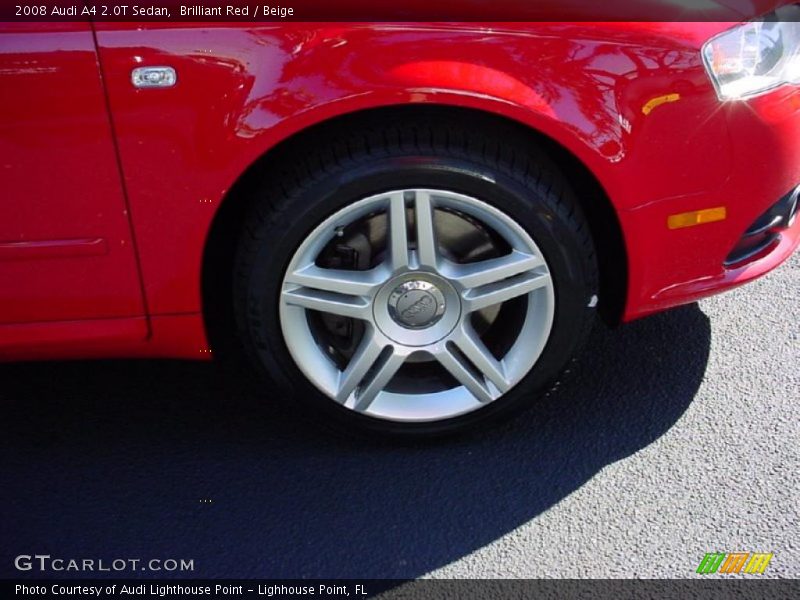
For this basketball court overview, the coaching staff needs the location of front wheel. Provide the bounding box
[234,116,598,437]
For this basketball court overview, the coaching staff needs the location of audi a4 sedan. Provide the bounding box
[1,5,799,436]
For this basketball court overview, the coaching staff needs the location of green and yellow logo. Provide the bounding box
[696,552,773,574]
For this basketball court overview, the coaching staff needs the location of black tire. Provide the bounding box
[233,112,598,438]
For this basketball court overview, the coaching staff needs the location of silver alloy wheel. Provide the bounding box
[279,189,555,422]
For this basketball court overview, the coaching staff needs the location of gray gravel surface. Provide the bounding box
[431,251,799,579]
[1,254,797,579]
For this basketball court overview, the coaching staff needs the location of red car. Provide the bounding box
[1,6,799,436]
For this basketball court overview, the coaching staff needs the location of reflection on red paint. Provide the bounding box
[390,61,556,118]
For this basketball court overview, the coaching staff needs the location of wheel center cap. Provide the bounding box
[388,280,446,329]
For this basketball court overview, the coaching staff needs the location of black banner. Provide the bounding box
[0,0,795,23]
[4,579,800,600]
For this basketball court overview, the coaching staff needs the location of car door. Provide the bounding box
[0,22,145,325]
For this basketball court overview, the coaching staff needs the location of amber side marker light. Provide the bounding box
[668,207,727,230]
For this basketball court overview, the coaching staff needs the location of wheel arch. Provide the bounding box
[201,104,628,356]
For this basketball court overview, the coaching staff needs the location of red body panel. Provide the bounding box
[623,86,800,317]
[0,18,798,360]
[0,22,146,326]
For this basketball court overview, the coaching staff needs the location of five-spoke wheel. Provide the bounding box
[234,115,597,436]
[279,189,554,422]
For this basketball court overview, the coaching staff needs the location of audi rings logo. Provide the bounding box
[400,293,435,320]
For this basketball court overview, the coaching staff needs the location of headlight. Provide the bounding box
[702,4,800,100]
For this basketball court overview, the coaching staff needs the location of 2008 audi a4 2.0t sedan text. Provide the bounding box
[1,2,798,436]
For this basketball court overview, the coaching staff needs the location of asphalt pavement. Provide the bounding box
[1,253,797,579]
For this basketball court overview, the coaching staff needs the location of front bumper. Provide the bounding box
[621,85,800,321]
[724,185,799,267]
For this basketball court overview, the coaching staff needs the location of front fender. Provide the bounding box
[94,22,731,315]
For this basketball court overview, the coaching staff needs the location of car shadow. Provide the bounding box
[0,304,711,579]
